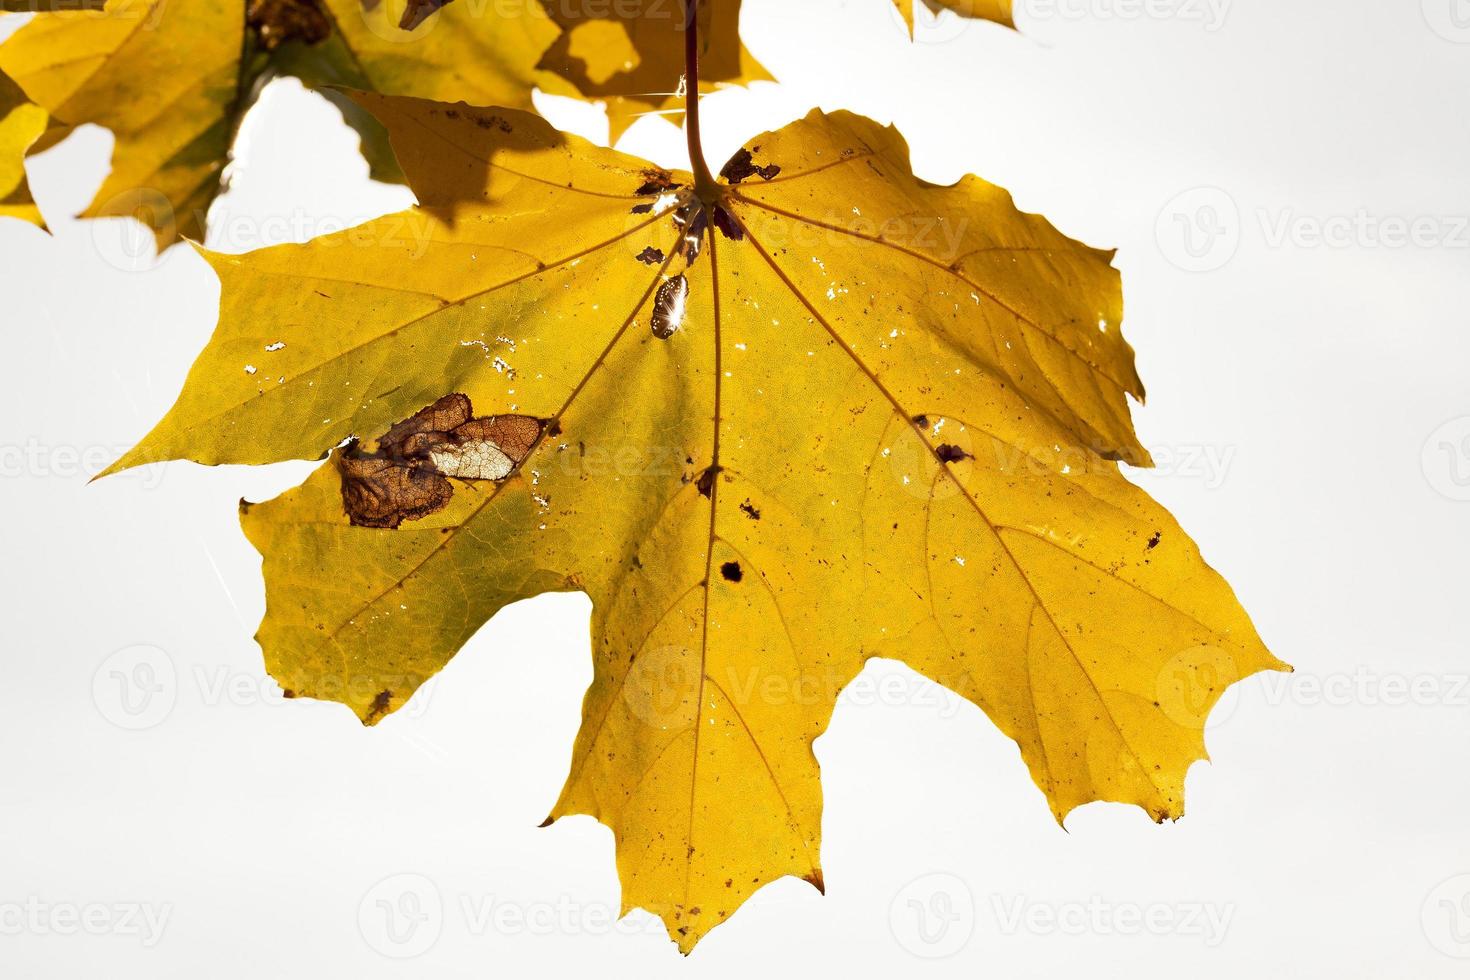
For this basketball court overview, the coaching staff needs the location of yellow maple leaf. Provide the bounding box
[0,66,46,227]
[107,93,1286,952]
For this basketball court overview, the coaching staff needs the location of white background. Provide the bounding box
[2,0,1469,975]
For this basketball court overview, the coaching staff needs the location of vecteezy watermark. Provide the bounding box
[1422,874,1470,958]
[357,873,665,957]
[92,645,177,731]
[889,876,1234,955]
[1167,659,1470,734]
[985,435,1236,489]
[89,188,438,272]
[1158,187,1470,271]
[1155,645,1243,732]
[1020,0,1231,31]
[1156,187,1241,272]
[0,898,172,947]
[1423,416,1470,501]
[990,894,1235,946]
[359,874,443,959]
[1257,209,1470,250]
[1422,0,1470,43]
[885,421,1237,498]
[456,893,662,938]
[889,0,1230,42]
[889,873,976,958]
[1258,669,1470,709]
[0,440,165,487]
[622,650,973,731]
[91,645,437,730]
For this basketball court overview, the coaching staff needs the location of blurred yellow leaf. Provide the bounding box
[894,0,1014,33]
[0,0,764,247]
[535,0,768,140]
[0,0,555,247]
[0,66,46,226]
[111,93,1285,951]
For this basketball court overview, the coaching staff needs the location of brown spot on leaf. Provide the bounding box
[636,245,664,265]
[472,113,512,133]
[912,414,929,427]
[720,147,781,184]
[739,499,761,520]
[337,451,454,530]
[246,0,330,50]
[338,394,542,528]
[364,689,393,724]
[696,465,721,498]
[1147,531,1161,549]
[398,0,451,30]
[673,202,707,265]
[712,205,744,241]
[634,169,677,195]
[720,561,742,582]
[936,443,972,463]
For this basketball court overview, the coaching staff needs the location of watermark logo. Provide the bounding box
[992,894,1234,946]
[89,188,439,272]
[1422,416,1470,501]
[89,187,177,272]
[92,645,177,730]
[358,874,443,959]
[1422,874,1470,958]
[1159,190,1470,270]
[91,648,437,729]
[0,440,164,487]
[1020,0,1230,31]
[1423,0,1470,42]
[622,644,700,730]
[356,874,666,951]
[0,898,172,947]
[888,416,974,501]
[1191,666,1470,735]
[1156,187,1240,272]
[1156,645,1241,731]
[889,873,976,958]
